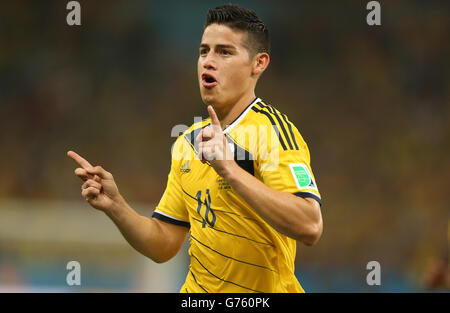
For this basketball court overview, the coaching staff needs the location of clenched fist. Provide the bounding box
[195,105,237,178]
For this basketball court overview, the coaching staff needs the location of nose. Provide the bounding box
[202,51,217,70]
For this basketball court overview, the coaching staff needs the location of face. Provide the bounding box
[198,24,255,108]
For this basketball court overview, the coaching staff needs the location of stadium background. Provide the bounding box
[0,0,448,292]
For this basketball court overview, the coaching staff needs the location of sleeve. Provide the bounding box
[255,120,322,206]
[152,137,190,228]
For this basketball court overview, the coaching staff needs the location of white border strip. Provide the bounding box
[153,209,189,223]
[295,190,321,200]
[223,97,261,134]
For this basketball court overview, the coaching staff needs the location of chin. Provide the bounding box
[201,92,216,105]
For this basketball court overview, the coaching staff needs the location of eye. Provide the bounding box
[221,50,231,55]
[200,48,208,56]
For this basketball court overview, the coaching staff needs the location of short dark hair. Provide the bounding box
[204,4,270,57]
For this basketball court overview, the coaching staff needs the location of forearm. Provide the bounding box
[68,151,186,262]
[223,163,322,245]
[104,197,177,263]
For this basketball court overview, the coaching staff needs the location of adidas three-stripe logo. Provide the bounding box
[251,101,299,151]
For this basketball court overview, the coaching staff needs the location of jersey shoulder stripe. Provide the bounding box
[257,101,296,151]
[251,104,288,150]
[251,101,299,151]
[279,112,299,150]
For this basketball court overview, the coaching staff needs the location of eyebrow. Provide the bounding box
[199,44,237,51]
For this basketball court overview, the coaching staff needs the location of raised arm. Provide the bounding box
[67,151,189,263]
[196,107,322,245]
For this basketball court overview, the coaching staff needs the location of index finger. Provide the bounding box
[207,105,222,130]
[67,150,93,170]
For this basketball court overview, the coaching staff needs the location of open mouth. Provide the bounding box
[202,73,218,88]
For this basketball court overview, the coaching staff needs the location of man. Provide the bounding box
[68,4,322,293]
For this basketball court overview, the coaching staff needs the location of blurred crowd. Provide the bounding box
[0,1,449,290]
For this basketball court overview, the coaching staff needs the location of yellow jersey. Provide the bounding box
[152,97,322,293]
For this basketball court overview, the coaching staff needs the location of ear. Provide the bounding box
[252,52,270,77]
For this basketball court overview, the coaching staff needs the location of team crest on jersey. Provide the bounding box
[181,160,191,173]
[289,163,317,191]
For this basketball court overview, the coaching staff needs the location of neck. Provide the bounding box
[213,92,257,130]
